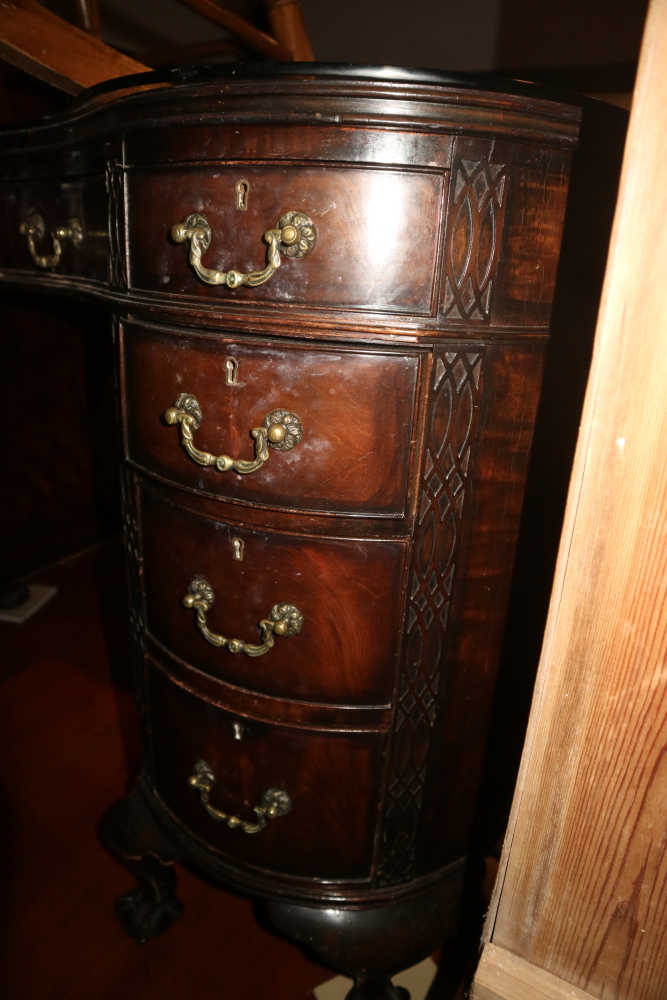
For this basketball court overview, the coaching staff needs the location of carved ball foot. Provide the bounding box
[114,883,185,945]
[102,788,184,945]
[345,975,411,1000]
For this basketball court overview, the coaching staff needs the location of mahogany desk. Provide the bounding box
[0,64,583,1000]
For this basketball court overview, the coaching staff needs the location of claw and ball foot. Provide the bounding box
[345,976,411,1000]
[102,788,184,945]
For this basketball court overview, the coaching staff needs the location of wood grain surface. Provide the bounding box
[122,322,421,516]
[149,661,384,879]
[0,0,149,95]
[126,162,444,312]
[140,482,407,707]
[473,944,598,1000]
[476,2,667,998]
[0,175,109,280]
[0,66,585,983]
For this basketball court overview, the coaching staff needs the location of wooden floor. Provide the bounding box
[0,538,472,1000]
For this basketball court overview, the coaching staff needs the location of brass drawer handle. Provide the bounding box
[164,393,302,475]
[183,577,304,657]
[188,759,292,834]
[170,210,315,288]
[19,211,83,269]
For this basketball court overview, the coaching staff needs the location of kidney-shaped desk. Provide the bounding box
[0,63,581,999]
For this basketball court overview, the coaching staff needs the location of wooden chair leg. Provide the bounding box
[264,0,315,61]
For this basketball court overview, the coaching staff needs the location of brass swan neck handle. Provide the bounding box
[183,577,304,658]
[164,394,302,475]
[170,210,316,288]
[188,759,292,834]
[19,211,83,269]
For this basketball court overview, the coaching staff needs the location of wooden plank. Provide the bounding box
[476,1,667,998]
[0,0,149,95]
[472,945,598,1000]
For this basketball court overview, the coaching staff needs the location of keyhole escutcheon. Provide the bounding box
[225,358,239,384]
[235,179,250,211]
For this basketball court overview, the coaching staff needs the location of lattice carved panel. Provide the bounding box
[442,153,507,323]
[377,347,485,886]
[106,160,127,290]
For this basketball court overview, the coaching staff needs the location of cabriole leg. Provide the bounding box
[102,788,184,945]
[267,877,460,1000]
[345,975,410,1000]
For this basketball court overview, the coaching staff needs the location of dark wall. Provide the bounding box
[93,0,649,75]
[0,293,119,587]
[496,0,649,68]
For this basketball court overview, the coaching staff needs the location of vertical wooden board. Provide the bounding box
[0,0,148,94]
[486,2,667,998]
[472,944,599,1000]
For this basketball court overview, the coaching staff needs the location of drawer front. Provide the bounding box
[0,177,108,281]
[123,322,420,516]
[127,163,444,314]
[148,662,383,879]
[141,485,406,706]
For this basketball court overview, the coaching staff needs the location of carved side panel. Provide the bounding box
[113,313,151,772]
[120,464,143,648]
[441,141,507,324]
[377,347,485,886]
[106,159,127,290]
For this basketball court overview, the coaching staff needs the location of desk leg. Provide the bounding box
[268,879,458,1000]
[102,788,184,945]
[345,976,410,1000]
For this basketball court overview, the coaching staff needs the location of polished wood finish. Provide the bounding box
[140,483,407,706]
[415,341,546,876]
[149,662,384,878]
[0,67,582,994]
[123,322,421,514]
[124,123,453,170]
[127,163,444,311]
[0,0,149,95]
[1,176,109,281]
[472,2,667,997]
[268,880,460,977]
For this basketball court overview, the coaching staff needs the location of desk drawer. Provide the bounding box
[127,162,444,315]
[0,177,108,280]
[140,485,406,706]
[148,661,383,880]
[122,321,421,516]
